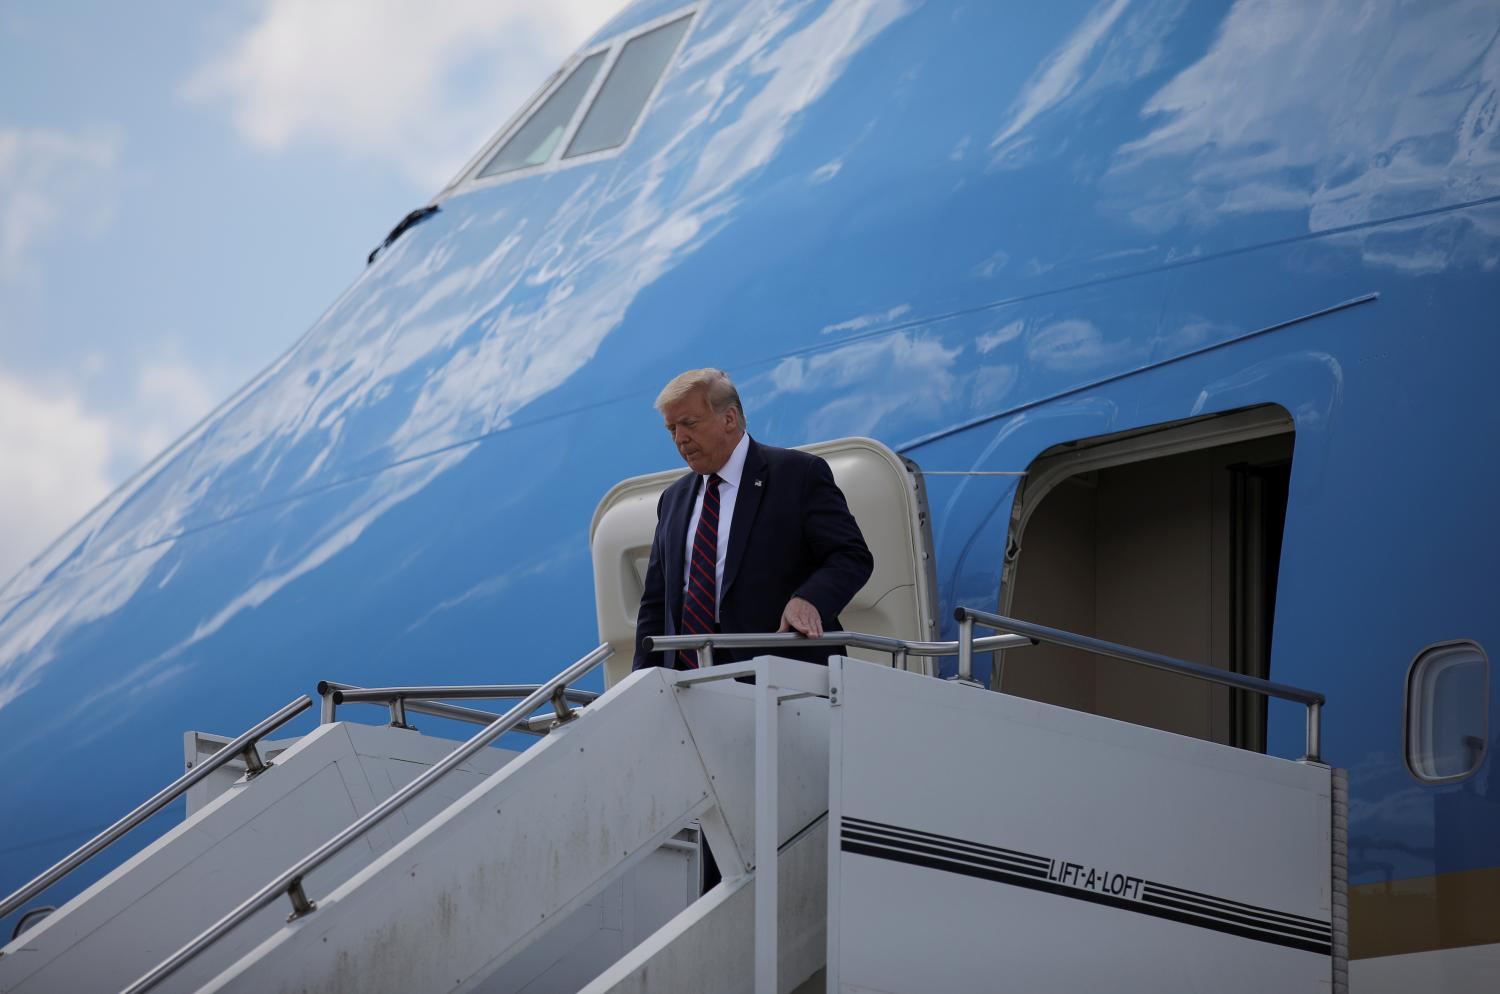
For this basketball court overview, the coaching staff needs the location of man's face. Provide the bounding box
[661,388,740,475]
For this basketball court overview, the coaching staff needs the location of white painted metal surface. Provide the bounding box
[671,661,831,876]
[2,717,699,994]
[183,730,300,816]
[477,838,699,994]
[10,646,1342,994]
[673,658,832,994]
[0,722,514,994]
[199,661,831,994]
[826,659,1336,993]
[580,818,828,994]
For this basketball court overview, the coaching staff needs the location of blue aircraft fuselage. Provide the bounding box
[1,0,1496,977]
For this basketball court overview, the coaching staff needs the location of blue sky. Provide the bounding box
[0,0,617,579]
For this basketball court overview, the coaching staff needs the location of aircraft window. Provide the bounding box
[478,51,608,178]
[565,14,693,159]
[1406,641,1488,782]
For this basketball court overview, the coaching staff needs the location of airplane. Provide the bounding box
[0,0,1495,990]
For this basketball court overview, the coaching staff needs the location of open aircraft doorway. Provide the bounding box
[590,436,938,688]
[997,406,1296,751]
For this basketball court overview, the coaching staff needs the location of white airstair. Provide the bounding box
[0,655,703,994]
[0,612,1346,994]
[0,442,1346,992]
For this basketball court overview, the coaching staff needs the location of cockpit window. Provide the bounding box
[478,51,607,178]
[565,14,695,159]
[461,9,696,187]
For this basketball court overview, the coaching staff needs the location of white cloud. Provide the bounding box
[972,250,1009,279]
[0,357,222,583]
[175,444,469,652]
[810,159,842,183]
[1025,318,1137,372]
[989,0,1131,158]
[820,303,912,336]
[1110,0,1500,240]
[0,368,114,581]
[290,0,918,469]
[0,126,122,283]
[123,356,223,469]
[184,0,622,187]
[756,330,962,438]
[0,538,173,719]
[0,0,917,609]
[975,320,1022,353]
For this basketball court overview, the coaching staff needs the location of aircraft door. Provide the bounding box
[997,406,1296,751]
[590,436,937,687]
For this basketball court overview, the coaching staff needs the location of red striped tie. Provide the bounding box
[678,474,722,669]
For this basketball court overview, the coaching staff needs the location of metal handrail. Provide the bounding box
[334,683,598,706]
[319,680,512,727]
[656,614,1327,761]
[646,630,1033,670]
[121,643,612,994]
[317,681,598,735]
[957,608,1327,762]
[0,695,312,921]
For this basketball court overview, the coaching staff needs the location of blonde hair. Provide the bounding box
[654,368,746,429]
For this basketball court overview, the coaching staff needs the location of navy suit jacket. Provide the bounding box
[633,437,873,668]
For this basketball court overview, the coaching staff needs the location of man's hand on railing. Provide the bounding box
[776,596,824,638]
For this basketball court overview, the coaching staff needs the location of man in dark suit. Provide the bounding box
[633,368,873,669]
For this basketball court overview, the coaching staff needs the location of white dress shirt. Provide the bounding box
[683,431,750,619]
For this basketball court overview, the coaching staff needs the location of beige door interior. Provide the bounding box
[997,405,1295,750]
[590,436,937,687]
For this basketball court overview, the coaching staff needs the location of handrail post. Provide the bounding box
[388,697,409,729]
[550,685,576,725]
[1305,701,1323,764]
[285,877,316,921]
[753,661,779,994]
[240,743,268,779]
[318,682,338,724]
[697,642,713,669]
[956,615,975,683]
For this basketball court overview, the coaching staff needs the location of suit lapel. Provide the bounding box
[722,437,766,601]
[665,474,699,627]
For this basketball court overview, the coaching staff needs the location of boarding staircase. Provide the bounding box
[0,612,1348,994]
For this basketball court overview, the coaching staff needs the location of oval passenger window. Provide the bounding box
[1406,641,1489,782]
